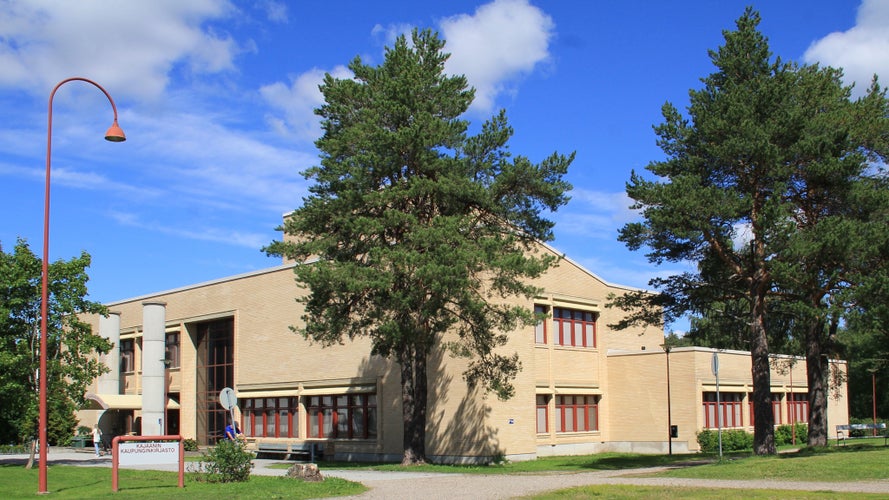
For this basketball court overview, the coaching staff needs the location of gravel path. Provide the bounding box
[320,467,889,499]
[5,449,888,498]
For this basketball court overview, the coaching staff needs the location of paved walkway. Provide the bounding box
[3,448,889,499]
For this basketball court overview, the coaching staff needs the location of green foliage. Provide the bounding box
[195,439,254,483]
[774,424,808,446]
[183,438,199,451]
[696,429,754,453]
[265,29,573,462]
[610,7,889,453]
[0,239,110,445]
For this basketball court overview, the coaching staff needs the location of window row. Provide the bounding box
[702,392,809,429]
[118,333,180,373]
[535,305,597,348]
[536,395,599,434]
[242,394,377,440]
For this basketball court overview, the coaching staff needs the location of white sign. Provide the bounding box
[219,387,237,410]
[118,441,180,466]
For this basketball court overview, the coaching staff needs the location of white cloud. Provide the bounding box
[0,0,239,100]
[259,65,352,142]
[440,0,555,112]
[259,1,288,23]
[557,188,639,239]
[803,0,889,95]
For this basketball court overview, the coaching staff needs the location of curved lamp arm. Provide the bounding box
[39,76,125,494]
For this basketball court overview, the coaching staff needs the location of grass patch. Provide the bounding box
[295,452,711,475]
[0,465,365,499]
[658,443,889,482]
[524,484,888,499]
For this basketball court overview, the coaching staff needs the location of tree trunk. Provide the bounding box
[750,291,776,455]
[25,439,36,469]
[400,343,428,465]
[806,317,828,447]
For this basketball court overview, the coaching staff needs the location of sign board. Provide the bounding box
[118,441,180,466]
[219,387,237,410]
[711,352,719,376]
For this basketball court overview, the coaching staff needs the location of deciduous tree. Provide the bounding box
[0,239,110,460]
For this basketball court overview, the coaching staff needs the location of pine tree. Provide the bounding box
[266,29,573,464]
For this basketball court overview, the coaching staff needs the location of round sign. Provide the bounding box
[219,387,237,410]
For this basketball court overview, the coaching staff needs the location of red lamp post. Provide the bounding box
[38,77,125,494]
[870,368,878,437]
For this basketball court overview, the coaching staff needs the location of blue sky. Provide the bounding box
[1,1,886,332]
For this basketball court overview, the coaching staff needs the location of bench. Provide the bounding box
[836,424,888,445]
[255,442,323,462]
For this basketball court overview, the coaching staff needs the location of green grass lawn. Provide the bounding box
[524,485,889,499]
[3,442,886,499]
[0,465,366,499]
[658,442,889,482]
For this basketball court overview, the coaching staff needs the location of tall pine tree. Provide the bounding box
[266,29,573,464]
[616,8,888,454]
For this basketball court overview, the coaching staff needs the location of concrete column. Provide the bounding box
[97,312,121,395]
[141,301,166,436]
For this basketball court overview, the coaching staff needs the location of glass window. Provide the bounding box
[305,392,378,439]
[536,395,548,433]
[555,395,599,432]
[553,308,596,347]
[534,305,547,344]
[242,397,297,438]
[119,339,135,373]
[165,332,180,369]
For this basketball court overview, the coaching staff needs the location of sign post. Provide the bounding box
[219,387,238,438]
[112,435,184,492]
[712,352,723,459]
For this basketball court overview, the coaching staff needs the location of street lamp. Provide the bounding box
[868,368,878,437]
[39,77,125,493]
[661,343,673,456]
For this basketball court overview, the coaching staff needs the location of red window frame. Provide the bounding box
[789,393,808,423]
[243,397,297,438]
[119,339,135,373]
[747,393,787,426]
[555,395,598,432]
[306,393,377,439]
[534,305,547,344]
[536,395,549,433]
[552,307,596,347]
[703,392,743,428]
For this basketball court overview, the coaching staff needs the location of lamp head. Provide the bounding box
[104,120,126,142]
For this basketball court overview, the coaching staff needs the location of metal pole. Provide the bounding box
[39,77,124,493]
[873,370,878,437]
[665,346,672,455]
[790,362,795,445]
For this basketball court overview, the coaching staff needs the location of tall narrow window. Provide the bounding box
[536,395,549,433]
[165,332,180,369]
[119,339,135,373]
[196,318,234,445]
[534,305,547,344]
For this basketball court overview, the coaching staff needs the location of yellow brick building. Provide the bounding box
[78,242,849,461]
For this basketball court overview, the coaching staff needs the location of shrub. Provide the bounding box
[196,439,254,483]
[696,429,753,453]
[183,438,199,452]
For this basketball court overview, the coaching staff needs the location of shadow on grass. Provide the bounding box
[575,454,714,471]
[780,443,888,459]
